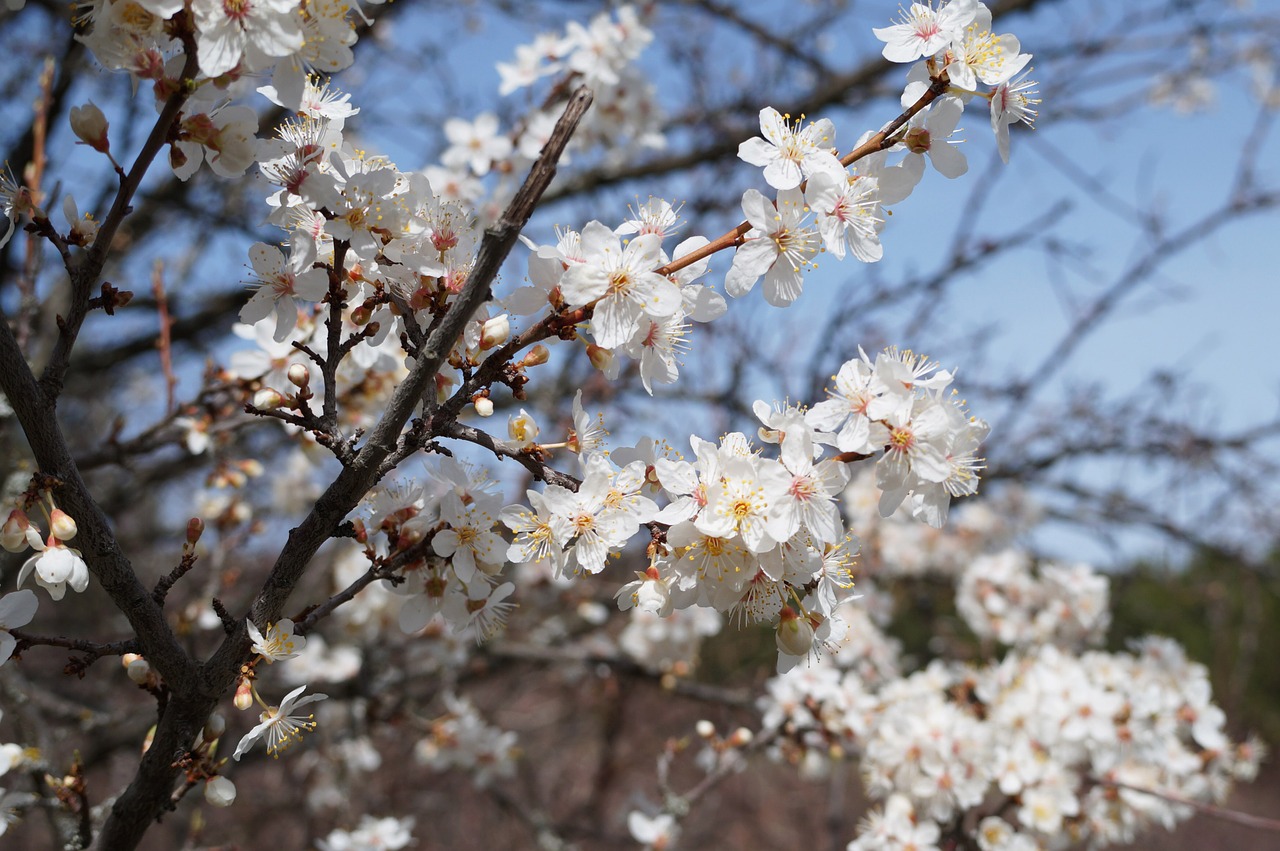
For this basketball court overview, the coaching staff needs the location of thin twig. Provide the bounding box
[1098,779,1280,833]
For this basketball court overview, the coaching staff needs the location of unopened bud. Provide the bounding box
[122,653,143,669]
[1,509,33,553]
[234,678,254,711]
[728,727,753,747]
[586,344,613,373]
[70,102,110,153]
[473,397,494,417]
[186,517,204,546]
[287,363,310,388]
[520,344,550,368]
[127,657,152,685]
[204,776,237,807]
[251,388,284,410]
[49,508,77,541]
[775,607,816,658]
[203,712,226,741]
[351,305,372,325]
[695,719,716,739]
[480,314,510,350]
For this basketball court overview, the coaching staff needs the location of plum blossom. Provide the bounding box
[192,0,304,79]
[989,69,1039,163]
[248,618,306,662]
[171,105,259,181]
[0,591,37,666]
[232,685,328,760]
[558,220,681,348]
[873,0,979,63]
[17,539,89,601]
[737,107,844,191]
[238,235,329,341]
[442,113,512,176]
[724,188,820,307]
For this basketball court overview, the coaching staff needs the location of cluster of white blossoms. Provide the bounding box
[14,1,1261,845]
[493,348,983,672]
[316,815,414,851]
[956,549,1110,648]
[757,559,1264,850]
[725,0,1041,310]
[435,5,663,210]
[414,693,519,789]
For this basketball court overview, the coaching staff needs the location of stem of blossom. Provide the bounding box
[1096,779,1280,833]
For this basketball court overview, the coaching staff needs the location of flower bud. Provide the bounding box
[252,388,284,410]
[204,776,237,807]
[473,397,494,417]
[586,344,613,373]
[728,727,753,747]
[127,657,152,685]
[695,719,716,739]
[351,304,372,325]
[122,653,142,669]
[186,517,204,547]
[49,508,77,541]
[70,102,110,153]
[203,712,226,742]
[775,608,815,658]
[480,314,510,350]
[520,344,550,368]
[287,363,310,388]
[234,678,254,711]
[1,509,33,553]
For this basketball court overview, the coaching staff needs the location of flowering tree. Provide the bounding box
[0,0,1277,849]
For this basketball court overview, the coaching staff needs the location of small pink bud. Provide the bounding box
[520,344,550,367]
[234,678,254,711]
[70,102,110,153]
[49,508,77,541]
